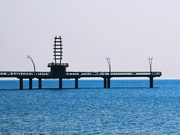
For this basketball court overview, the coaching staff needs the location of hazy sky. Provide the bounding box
[1,0,180,78]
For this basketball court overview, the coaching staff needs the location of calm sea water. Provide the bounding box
[0,79,180,134]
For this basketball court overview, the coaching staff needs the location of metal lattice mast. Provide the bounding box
[54,36,63,64]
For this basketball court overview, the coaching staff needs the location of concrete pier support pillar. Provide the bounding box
[29,78,33,89]
[107,78,111,88]
[104,78,111,88]
[59,78,62,89]
[38,78,42,89]
[20,78,23,90]
[104,78,107,88]
[75,78,78,89]
[149,77,154,88]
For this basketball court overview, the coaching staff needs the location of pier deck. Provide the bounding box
[0,71,162,89]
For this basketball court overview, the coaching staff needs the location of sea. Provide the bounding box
[0,79,180,135]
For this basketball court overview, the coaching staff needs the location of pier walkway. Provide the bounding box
[0,71,162,89]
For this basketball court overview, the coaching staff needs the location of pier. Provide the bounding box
[0,36,162,89]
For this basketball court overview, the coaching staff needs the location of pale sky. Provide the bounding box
[0,0,180,79]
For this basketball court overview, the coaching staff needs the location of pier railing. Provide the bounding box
[0,71,162,78]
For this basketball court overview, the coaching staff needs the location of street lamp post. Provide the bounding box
[27,55,36,73]
[106,57,111,73]
[148,57,153,74]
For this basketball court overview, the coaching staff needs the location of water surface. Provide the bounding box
[0,80,180,134]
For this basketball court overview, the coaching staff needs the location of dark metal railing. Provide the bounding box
[65,72,162,76]
[0,71,162,78]
[48,63,69,67]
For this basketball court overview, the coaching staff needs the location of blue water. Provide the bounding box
[0,79,180,134]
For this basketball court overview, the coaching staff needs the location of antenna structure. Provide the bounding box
[54,36,63,64]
